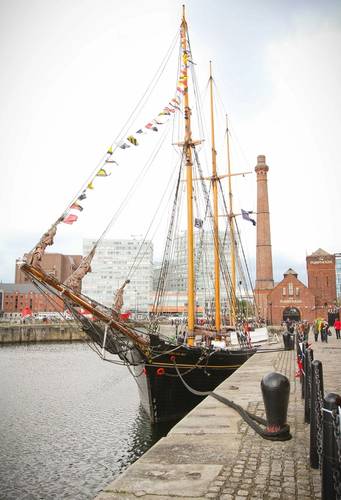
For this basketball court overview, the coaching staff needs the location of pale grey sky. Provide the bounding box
[1,0,340,284]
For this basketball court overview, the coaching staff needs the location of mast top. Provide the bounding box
[182,4,186,21]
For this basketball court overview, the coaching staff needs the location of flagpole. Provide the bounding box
[181,6,195,335]
[209,62,221,332]
[226,115,236,326]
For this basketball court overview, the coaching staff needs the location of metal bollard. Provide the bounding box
[282,331,289,350]
[261,372,290,435]
[322,392,341,500]
[310,360,324,469]
[304,348,314,423]
[289,332,295,350]
[301,342,307,400]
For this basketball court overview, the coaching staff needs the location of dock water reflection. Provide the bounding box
[0,343,173,499]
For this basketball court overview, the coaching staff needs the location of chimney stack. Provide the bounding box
[254,155,274,321]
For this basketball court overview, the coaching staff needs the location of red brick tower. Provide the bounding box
[306,248,337,318]
[254,155,274,321]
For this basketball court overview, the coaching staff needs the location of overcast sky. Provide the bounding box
[0,0,340,285]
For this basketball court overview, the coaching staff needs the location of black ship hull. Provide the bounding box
[128,341,255,423]
[58,303,255,424]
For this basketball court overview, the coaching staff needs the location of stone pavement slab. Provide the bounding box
[95,333,340,499]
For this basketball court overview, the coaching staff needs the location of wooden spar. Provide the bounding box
[226,115,236,326]
[20,262,150,352]
[181,8,195,334]
[209,62,221,332]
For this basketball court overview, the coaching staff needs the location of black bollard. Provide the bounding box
[261,372,290,436]
[304,348,314,423]
[310,360,324,469]
[301,342,307,400]
[288,332,295,350]
[282,331,289,350]
[322,392,341,500]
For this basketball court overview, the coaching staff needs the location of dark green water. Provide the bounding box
[0,343,172,499]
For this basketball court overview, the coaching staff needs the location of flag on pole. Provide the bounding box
[127,135,139,146]
[70,202,83,211]
[62,214,78,225]
[194,218,203,228]
[241,209,256,226]
[96,168,110,177]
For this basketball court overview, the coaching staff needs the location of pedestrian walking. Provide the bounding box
[313,323,318,342]
[334,318,341,340]
[320,321,325,342]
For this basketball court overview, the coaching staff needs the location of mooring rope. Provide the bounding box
[173,361,292,441]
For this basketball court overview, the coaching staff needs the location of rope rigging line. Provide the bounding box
[94,118,173,249]
[152,154,184,314]
[217,178,255,318]
[192,146,237,320]
[126,151,183,283]
[194,148,232,312]
[214,78,252,174]
[173,360,291,441]
[28,29,180,256]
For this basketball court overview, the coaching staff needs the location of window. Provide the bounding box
[295,287,300,297]
[282,287,286,296]
[288,283,294,296]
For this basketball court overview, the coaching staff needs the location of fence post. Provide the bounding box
[304,348,314,423]
[310,360,324,469]
[322,392,341,500]
[301,342,307,400]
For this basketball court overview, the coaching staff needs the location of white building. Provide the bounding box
[153,230,232,314]
[82,238,153,312]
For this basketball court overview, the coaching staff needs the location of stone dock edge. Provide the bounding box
[94,334,341,499]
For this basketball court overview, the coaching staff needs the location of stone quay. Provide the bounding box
[0,323,85,344]
[95,331,341,499]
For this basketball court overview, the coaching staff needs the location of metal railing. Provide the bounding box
[297,341,341,500]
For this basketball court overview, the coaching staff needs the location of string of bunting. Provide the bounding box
[62,25,191,226]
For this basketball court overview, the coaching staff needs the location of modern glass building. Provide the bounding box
[82,238,153,312]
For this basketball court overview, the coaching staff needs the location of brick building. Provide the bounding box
[265,249,338,325]
[0,283,64,316]
[306,248,337,318]
[266,269,316,324]
[15,253,82,285]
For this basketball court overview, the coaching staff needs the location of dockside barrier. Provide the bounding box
[298,340,341,499]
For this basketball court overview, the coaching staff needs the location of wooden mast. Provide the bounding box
[226,115,236,325]
[181,6,195,334]
[209,62,221,332]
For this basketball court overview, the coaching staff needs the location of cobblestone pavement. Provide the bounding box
[204,334,341,500]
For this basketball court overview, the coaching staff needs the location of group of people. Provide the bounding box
[312,318,341,342]
[285,317,341,343]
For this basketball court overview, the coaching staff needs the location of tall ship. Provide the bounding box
[20,7,261,423]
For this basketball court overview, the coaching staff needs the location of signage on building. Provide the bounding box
[279,299,302,304]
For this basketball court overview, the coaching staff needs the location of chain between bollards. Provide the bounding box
[310,360,324,469]
[322,393,341,500]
